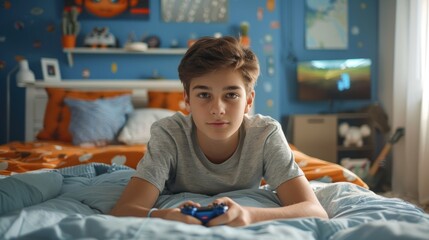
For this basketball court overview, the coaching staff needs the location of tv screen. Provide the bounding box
[297,58,371,101]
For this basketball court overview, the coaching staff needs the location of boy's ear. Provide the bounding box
[184,91,191,113]
[244,90,255,114]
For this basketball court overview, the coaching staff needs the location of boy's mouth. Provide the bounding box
[207,121,229,127]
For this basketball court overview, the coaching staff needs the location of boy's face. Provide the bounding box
[184,68,254,142]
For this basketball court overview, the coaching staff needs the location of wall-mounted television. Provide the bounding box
[297,58,371,101]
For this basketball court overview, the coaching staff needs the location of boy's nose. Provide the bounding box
[210,99,226,115]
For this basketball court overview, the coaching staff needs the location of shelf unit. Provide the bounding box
[290,113,375,163]
[19,79,183,91]
[63,47,188,66]
[336,113,376,162]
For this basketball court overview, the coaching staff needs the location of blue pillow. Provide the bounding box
[64,95,133,146]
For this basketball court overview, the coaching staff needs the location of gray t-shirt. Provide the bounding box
[134,113,303,196]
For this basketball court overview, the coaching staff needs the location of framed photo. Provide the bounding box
[41,58,61,82]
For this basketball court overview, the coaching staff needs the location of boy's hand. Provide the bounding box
[153,201,203,225]
[206,197,252,227]
[179,200,202,209]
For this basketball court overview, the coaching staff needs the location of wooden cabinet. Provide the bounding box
[292,115,337,162]
[289,114,375,163]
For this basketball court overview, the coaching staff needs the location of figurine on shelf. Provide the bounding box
[62,6,80,48]
[143,35,161,48]
[84,27,118,48]
[170,38,179,48]
[187,33,197,47]
[239,21,250,48]
[339,122,371,147]
[124,31,148,51]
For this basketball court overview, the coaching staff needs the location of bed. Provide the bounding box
[1,85,428,239]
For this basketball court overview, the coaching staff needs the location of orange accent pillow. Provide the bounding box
[148,91,189,114]
[37,88,132,142]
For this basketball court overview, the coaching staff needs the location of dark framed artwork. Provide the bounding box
[64,0,150,20]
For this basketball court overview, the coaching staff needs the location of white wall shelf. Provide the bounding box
[19,79,183,91]
[63,47,188,66]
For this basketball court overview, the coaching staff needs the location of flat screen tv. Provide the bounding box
[297,58,371,101]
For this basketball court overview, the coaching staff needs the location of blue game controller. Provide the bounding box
[181,203,229,225]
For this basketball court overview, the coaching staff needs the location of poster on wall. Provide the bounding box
[64,0,150,20]
[161,0,228,23]
[305,0,348,50]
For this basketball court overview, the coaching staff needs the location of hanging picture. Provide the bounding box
[64,0,150,20]
[305,0,348,50]
[161,0,228,23]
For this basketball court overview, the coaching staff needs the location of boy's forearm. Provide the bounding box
[110,204,150,218]
[245,201,328,223]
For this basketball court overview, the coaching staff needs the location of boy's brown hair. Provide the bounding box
[178,36,260,96]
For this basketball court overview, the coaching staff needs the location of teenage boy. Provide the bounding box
[110,36,328,227]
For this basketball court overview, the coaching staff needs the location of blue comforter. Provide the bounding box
[1,163,428,240]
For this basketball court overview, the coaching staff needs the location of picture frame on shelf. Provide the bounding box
[41,58,61,82]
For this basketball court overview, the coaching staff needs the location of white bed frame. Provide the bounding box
[24,80,183,141]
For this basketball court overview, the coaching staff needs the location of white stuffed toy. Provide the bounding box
[339,122,371,147]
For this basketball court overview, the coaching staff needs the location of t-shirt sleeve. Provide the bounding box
[133,123,175,193]
[262,122,304,189]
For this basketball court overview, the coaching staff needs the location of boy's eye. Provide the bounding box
[197,92,210,98]
[225,93,239,99]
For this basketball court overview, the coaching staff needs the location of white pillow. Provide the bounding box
[118,108,176,145]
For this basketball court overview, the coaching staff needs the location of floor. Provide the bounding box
[380,191,429,214]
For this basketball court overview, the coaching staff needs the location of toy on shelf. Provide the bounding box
[143,35,161,48]
[170,38,179,48]
[124,31,148,51]
[339,122,371,147]
[187,33,197,47]
[84,27,117,48]
[239,21,250,48]
[340,157,370,178]
[62,6,80,48]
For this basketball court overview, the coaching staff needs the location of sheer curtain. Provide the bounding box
[392,0,429,205]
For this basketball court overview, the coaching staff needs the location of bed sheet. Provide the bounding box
[0,164,427,240]
[0,141,368,188]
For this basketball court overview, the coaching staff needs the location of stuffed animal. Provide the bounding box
[339,122,371,147]
[84,27,117,48]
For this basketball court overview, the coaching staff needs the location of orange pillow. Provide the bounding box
[148,91,189,114]
[37,88,132,142]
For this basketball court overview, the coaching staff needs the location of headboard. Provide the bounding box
[24,80,183,141]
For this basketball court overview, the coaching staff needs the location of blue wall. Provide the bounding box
[281,0,378,115]
[0,0,378,144]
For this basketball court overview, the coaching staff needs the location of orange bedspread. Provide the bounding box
[0,141,367,188]
[0,141,145,175]
[291,146,368,188]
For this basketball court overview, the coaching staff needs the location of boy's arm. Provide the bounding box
[207,176,328,227]
[274,175,328,219]
[109,177,202,225]
[109,177,160,217]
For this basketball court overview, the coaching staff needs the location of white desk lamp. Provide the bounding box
[6,59,35,142]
